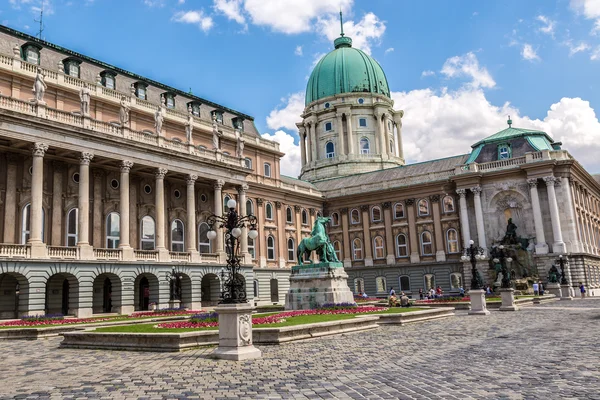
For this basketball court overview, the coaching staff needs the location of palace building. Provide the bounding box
[0,25,599,318]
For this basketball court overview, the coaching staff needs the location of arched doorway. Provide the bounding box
[45,273,79,316]
[134,273,159,311]
[0,273,29,319]
[139,277,149,310]
[201,273,221,306]
[92,273,122,314]
[103,278,112,313]
[270,278,279,303]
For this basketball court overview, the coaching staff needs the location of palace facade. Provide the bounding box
[0,25,599,318]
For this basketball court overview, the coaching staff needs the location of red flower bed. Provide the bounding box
[0,317,112,327]
[128,310,202,318]
[355,297,380,302]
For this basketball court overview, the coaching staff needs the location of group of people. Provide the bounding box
[417,286,446,300]
[388,288,410,307]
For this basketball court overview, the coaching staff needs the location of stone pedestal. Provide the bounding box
[499,288,519,311]
[169,299,181,309]
[547,282,561,297]
[560,284,573,300]
[468,289,490,316]
[212,303,261,361]
[285,263,355,310]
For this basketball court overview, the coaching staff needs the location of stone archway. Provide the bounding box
[92,273,122,314]
[45,273,79,316]
[0,272,29,319]
[201,273,221,305]
[176,273,192,309]
[134,273,159,311]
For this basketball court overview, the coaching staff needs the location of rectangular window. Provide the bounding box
[359,118,367,127]
[26,49,38,64]
[191,104,200,117]
[137,86,146,100]
[166,95,175,109]
[264,163,271,177]
[69,64,79,78]
[498,144,511,159]
[248,238,255,259]
[105,75,115,89]
[325,122,332,131]
[400,276,410,292]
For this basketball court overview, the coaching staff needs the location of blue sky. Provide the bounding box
[2,0,600,176]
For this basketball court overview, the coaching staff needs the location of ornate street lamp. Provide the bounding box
[165,265,182,302]
[461,239,485,290]
[557,254,569,285]
[207,198,258,304]
[492,245,513,289]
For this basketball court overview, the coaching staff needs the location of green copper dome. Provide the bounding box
[305,33,391,106]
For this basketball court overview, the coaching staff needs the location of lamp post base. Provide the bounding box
[546,283,561,298]
[560,284,573,300]
[468,289,490,315]
[212,303,261,361]
[499,288,519,311]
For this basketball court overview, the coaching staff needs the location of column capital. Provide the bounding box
[275,201,282,209]
[187,174,198,184]
[405,198,415,206]
[237,183,249,194]
[294,205,301,212]
[527,178,539,188]
[309,208,316,216]
[470,186,482,196]
[543,176,559,186]
[120,160,133,173]
[32,143,49,157]
[214,179,225,190]
[256,198,264,206]
[382,201,392,209]
[80,152,94,165]
[360,204,369,212]
[340,207,348,214]
[456,188,467,197]
[429,195,440,203]
[155,167,168,179]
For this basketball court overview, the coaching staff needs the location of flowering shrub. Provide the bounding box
[21,313,64,322]
[127,310,201,318]
[189,312,218,323]
[320,302,358,309]
[0,317,112,327]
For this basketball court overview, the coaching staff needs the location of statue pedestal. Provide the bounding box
[212,303,261,361]
[285,262,355,310]
[499,288,519,311]
[468,289,490,316]
[560,284,573,301]
[547,283,561,298]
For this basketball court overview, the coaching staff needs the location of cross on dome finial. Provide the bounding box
[507,115,512,127]
[340,10,344,37]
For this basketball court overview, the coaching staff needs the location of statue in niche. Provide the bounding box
[154,106,164,135]
[236,130,245,158]
[32,67,47,103]
[185,105,194,142]
[212,114,222,150]
[119,96,130,126]
[79,84,91,116]
[548,264,559,284]
[502,218,518,245]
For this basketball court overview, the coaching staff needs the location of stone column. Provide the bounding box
[276,201,286,268]
[92,170,103,249]
[294,205,302,255]
[309,121,317,163]
[431,195,446,262]
[361,205,373,266]
[470,186,487,254]
[298,126,307,167]
[187,174,199,262]
[544,176,566,253]
[213,179,225,259]
[456,189,471,248]
[336,112,345,157]
[155,168,170,261]
[118,161,134,260]
[406,199,420,263]
[238,184,250,264]
[3,154,18,243]
[346,112,355,155]
[527,178,548,254]
[309,208,317,261]
[563,178,583,253]
[304,123,312,164]
[393,111,404,160]
[256,198,266,267]
[382,202,395,264]
[30,143,48,258]
[50,162,64,246]
[77,152,94,259]
[383,115,392,156]
[340,208,351,268]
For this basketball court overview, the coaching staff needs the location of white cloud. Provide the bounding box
[213,0,246,25]
[570,0,600,34]
[536,15,555,36]
[421,70,435,78]
[172,10,214,32]
[591,46,600,60]
[521,43,541,61]
[10,0,54,16]
[266,92,304,131]
[385,47,394,54]
[565,40,591,56]
[261,130,302,177]
[294,45,303,56]
[316,12,386,55]
[440,52,496,89]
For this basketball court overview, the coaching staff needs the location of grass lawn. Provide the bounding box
[371,307,427,314]
[94,323,218,334]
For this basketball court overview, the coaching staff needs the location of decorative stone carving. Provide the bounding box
[130,83,136,96]
[294,205,301,212]
[360,205,369,212]
[185,175,197,185]
[214,179,225,190]
[80,152,94,165]
[238,314,252,345]
[212,114,222,150]
[155,168,168,179]
[32,143,49,157]
[309,208,316,216]
[340,207,348,214]
[236,130,245,158]
[120,160,133,173]
[119,97,130,126]
[96,73,102,85]
[256,198,264,206]
[527,178,538,188]
[237,183,249,194]
[429,195,440,202]
[12,44,20,57]
[495,195,522,212]
[382,201,391,209]
[470,187,482,196]
[405,198,415,206]
[543,176,559,186]
[185,105,194,142]
[154,107,164,135]
[32,68,47,104]
[275,201,282,209]
[79,84,91,116]
[456,189,467,197]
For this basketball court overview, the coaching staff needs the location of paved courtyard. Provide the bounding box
[1,299,600,400]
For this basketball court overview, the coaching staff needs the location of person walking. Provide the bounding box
[579,282,586,299]
[419,288,424,300]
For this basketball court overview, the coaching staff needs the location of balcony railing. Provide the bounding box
[0,243,30,258]
[48,246,78,259]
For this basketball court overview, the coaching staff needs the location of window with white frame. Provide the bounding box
[498,144,511,159]
[264,163,271,177]
[333,240,342,261]
[354,278,365,294]
[373,236,385,259]
[420,231,433,255]
[286,207,293,223]
[331,212,340,226]
[267,235,275,260]
[265,203,273,220]
[450,273,462,289]
[350,209,360,224]
[325,122,332,131]
[375,276,387,294]
[246,199,254,216]
[248,237,255,259]
[25,47,39,64]
[394,203,405,219]
[446,228,459,254]
[443,195,455,213]
[424,274,435,291]
[359,118,367,127]
[396,234,408,257]
[244,158,252,169]
[106,212,120,249]
[360,137,370,154]
[399,276,410,292]
[325,141,335,158]
[418,199,430,216]
[301,209,308,225]
[66,208,78,247]
[352,238,363,260]
[140,215,155,250]
[171,219,185,252]
[21,203,45,244]
[198,222,211,253]
[287,238,295,261]
[371,206,382,222]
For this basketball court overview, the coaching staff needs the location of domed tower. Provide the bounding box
[298,13,405,183]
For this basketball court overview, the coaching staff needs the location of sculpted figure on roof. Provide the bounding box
[79,84,91,116]
[154,106,164,135]
[32,67,47,104]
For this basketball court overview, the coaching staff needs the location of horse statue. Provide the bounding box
[297,216,340,266]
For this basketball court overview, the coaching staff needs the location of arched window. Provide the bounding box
[171,219,185,252]
[301,209,308,225]
[352,238,363,260]
[66,208,78,247]
[331,212,340,226]
[267,235,275,260]
[371,206,382,222]
[350,209,360,224]
[244,158,252,169]
[443,195,455,213]
[139,215,155,250]
[286,207,293,223]
[450,273,462,289]
[246,199,254,216]
[248,237,255,259]
[418,199,430,216]
[375,276,387,294]
[394,202,405,219]
[446,228,459,254]
[265,203,273,220]
[223,195,231,210]
[264,162,271,177]
[333,240,342,260]
[396,234,408,258]
[373,236,385,259]
[325,141,335,158]
[198,222,211,253]
[399,276,410,292]
[287,238,295,261]
[106,212,120,249]
[21,203,45,244]
[360,137,370,154]
[354,278,364,294]
[424,274,435,291]
[420,231,433,255]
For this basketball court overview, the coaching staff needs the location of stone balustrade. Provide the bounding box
[0,243,30,258]
[48,246,78,259]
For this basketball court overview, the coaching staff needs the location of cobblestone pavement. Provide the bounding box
[1,299,600,400]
